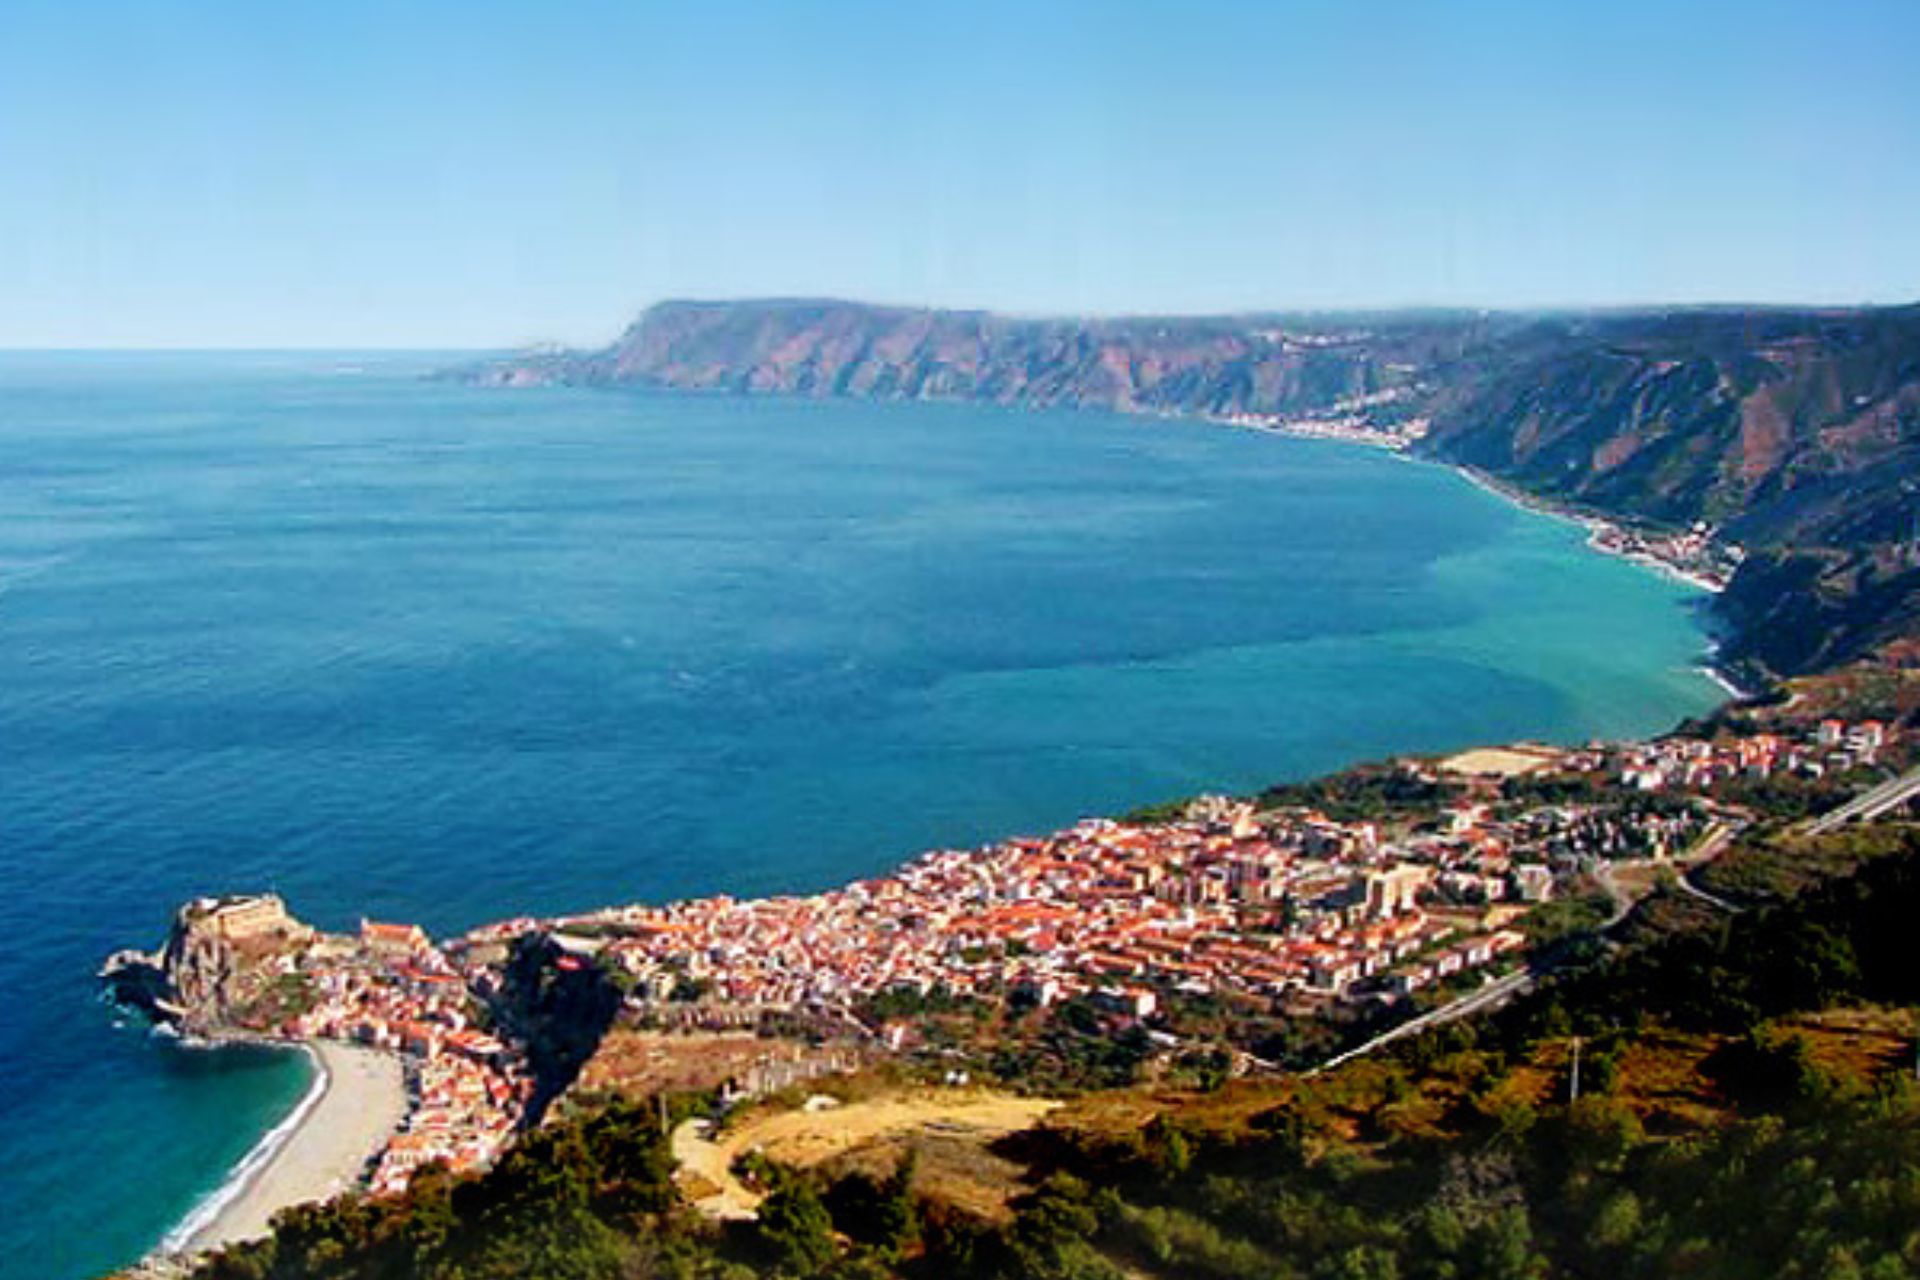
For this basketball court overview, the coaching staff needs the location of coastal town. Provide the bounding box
[540,716,1895,1027]
[1208,406,1744,593]
[104,708,1907,1242]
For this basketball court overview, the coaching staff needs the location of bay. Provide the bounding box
[0,352,1720,1278]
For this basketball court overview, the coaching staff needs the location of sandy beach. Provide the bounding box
[172,1042,409,1258]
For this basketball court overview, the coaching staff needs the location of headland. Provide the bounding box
[104,899,533,1266]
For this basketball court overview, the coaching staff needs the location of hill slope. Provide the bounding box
[164,824,1920,1280]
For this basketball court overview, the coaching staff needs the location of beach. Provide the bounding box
[170,1043,409,1259]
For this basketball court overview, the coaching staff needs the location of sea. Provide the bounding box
[0,352,1723,1279]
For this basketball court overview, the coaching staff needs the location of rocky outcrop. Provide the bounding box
[100,895,315,1034]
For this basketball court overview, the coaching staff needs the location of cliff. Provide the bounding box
[456,298,1515,420]
[491,933,624,1121]
[100,894,316,1035]
[453,299,1920,681]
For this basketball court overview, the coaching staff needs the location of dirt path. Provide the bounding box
[672,1118,760,1220]
[672,1089,1059,1221]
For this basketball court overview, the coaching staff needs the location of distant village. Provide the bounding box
[1211,403,1743,592]
[146,711,1899,1200]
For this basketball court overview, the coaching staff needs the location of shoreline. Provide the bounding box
[1205,411,1738,606]
[1444,463,1729,594]
[1206,414,1749,703]
[128,397,1748,1270]
[1699,662,1750,701]
[162,1041,409,1262]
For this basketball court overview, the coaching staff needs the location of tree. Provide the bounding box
[826,1152,918,1259]
[757,1180,838,1277]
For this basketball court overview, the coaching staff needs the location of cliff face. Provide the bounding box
[455,299,1920,680]
[464,298,1510,420]
[101,895,314,1034]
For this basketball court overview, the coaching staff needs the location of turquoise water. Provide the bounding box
[0,353,1720,1278]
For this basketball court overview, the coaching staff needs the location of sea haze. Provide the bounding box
[0,352,1720,1278]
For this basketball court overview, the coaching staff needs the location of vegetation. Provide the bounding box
[1257,764,1451,823]
[1518,887,1614,948]
[188,823,1920,1280]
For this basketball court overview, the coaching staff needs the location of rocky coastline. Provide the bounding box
[102,895,529,1270]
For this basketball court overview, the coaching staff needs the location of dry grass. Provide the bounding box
[1440,745,1565,778]
[674,1086,1061,1221]
[1782,1006,1917,1082]
[1601,1026,1725,1129]
[733,1089,1059,1166]
[576,1029,834,1099]
[820,1132,1037,1223]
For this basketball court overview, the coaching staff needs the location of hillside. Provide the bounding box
[455,299,1920,682]
[171,822,1920,1280]
[460,299,1510,420]
[1416,307,1920,677]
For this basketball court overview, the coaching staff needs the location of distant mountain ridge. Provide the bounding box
[453,298,1920,683]
[467,297,1508,418]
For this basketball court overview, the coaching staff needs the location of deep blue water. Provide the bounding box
[0,353,1720,1278]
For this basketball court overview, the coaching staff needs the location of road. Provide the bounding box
[1805,763,1920,835]
[1671,819,1743,912]
[1312,817,1745,1077]
[1309,967,1534,1076]
[1307,773,1919,1079]
[671,1119,759,1221]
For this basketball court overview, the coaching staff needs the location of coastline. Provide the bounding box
[1206,413,1749,703]
[1449,463,1753,700]
[1445,463,1728,593]
[1205,413,1737,606]
[1698,661,1750,701]
[163,1042,409,1261]
[110,393,1749,1275]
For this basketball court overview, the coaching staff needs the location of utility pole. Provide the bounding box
[1570,1035,1582,1103]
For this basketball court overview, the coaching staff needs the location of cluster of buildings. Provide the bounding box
[524,802,1552,1026]
[1587,520,1739,590]
[1403,794,1703,906]
[1216,409,1424,451]
[278,919,533,1194]
[1593,718,1892,791]
[510,724,1894,1027]
[198,720,1903,1199]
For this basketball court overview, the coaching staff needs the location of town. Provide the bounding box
[123,712,1903,1204]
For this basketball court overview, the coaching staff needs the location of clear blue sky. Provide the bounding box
[1,0,1915,347]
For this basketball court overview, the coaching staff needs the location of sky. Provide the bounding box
[0,0,1915,347]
